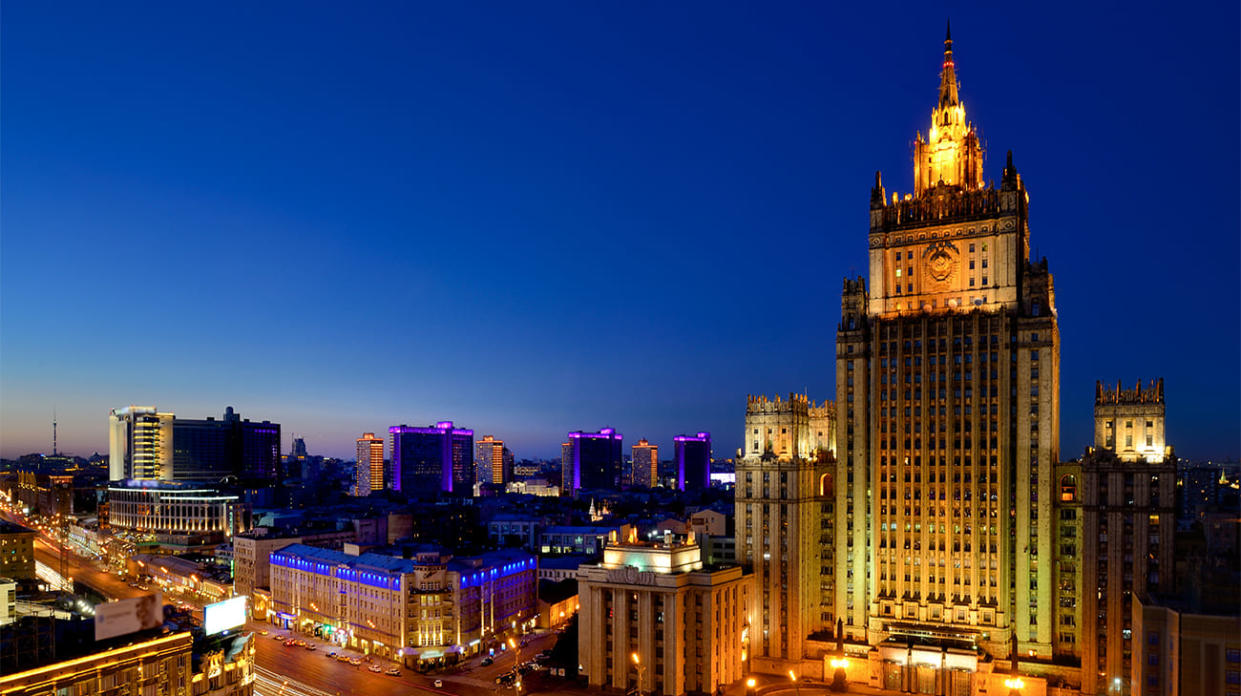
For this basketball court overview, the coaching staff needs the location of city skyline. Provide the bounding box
[3,4,1239,462]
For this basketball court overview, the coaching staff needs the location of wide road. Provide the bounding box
[0,507,143,601]
[250,620,560,696]
[33,537,146,600]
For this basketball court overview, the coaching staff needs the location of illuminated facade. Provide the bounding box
[474,435,512,486]
[390,422,474,494]
[0,632,194,696]
[0,521,36,581]
[577,534,752,696]
[270,544,536,666]
[674,432,712,491]
[109,405,174,481]
[735,393,832,671]
[354,432,385,495]
[567,427,624,492]
[835,25,1060,666]
[107,482,248,540]
[1080,382,1176,695]
[1093,380,1168,463]
[632,439,659,488]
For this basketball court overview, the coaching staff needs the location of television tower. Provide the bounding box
[52,408,58,456]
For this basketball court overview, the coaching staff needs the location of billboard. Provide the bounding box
[95,592,163,641]
[204,595,247,635]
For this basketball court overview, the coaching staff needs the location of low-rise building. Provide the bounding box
[232,525,360,615]
[107,482,250,550]
[577,533,753,696]
[537,578,578,630]
[539,524,630,556]
[487,514,545,550]
[269,544,536,667]
[0,521,36,581]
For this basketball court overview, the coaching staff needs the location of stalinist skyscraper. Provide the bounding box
[835,22,1060,672]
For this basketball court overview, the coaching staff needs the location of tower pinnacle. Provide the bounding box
[939,19,959,109]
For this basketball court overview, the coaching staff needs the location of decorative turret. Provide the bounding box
[870,170,886,209]
[913,24,983,196]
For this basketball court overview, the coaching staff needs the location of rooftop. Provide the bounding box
[0,520,35,535]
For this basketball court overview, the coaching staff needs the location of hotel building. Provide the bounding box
[632,439,659,488]
[577,533,752,696]
[674,432,713,491]
[475,435,512,486]
[567,427,624,492]
[390,422,475,494]
[269,544,536,666]
[109,406,174,481]
[355,432,385,496]
[107,482,249,548]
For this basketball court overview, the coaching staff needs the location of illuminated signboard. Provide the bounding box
[204,595,247,635]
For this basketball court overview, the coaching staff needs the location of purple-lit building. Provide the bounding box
[567,427,623,492]
[389,421,474,494]
[674,432,712,491]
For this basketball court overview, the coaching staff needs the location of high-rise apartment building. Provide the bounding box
[567,427,623,492]
[674,432,712,491]
[355,432,385,496]
[1080,380,1176,694]
[631,439,658,488]
[474,435,511,486]
[390,421,474,494]
[735,394,832,671]
[108,406,174,481]
[834,25,1061,683]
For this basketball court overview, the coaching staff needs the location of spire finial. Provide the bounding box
[938,22,959,109]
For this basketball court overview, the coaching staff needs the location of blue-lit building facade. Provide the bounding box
[568,427,623,492]
[674,432,712,491]
[390,422,474,494]
[269,543,536,666]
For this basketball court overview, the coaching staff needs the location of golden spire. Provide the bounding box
[939,19,959,110]
[913,21,982,196]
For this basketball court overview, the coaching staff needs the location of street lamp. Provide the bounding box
[829,657,849,692]
[788,670,800,696]
[1004,677,1024,696]
[632,652,646,696]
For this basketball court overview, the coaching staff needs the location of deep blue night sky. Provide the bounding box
[3,2,1238,461]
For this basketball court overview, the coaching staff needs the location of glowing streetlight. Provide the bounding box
[830,657,849,692]
[632,652,646,696]
[788,670,801,696]
[1004,677,1025,696]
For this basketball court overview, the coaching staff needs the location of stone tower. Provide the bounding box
[835,25,1061,678]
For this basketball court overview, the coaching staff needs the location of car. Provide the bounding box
[387,667,401,676]
[349,658,362,666]
[326,651,337,658]
[295,640,307,647]
[536,651,551,659]
[337,654,351,662]
[433,679,443,688]
[369,664,383,673]
[305,643,316,650]
[259,630,268,636]
[273,634,286,641]
[481,657,493,666]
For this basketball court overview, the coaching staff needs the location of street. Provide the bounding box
[249,622,559,696]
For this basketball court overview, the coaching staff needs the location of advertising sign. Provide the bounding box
[95,592,163,641]
[204,595,247,635]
